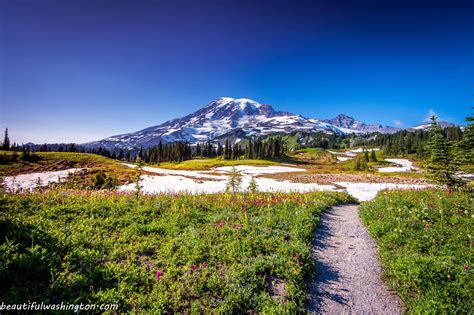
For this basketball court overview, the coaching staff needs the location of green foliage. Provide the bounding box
[0,190,354,312]
[2,128,10,151]
[247,177,259,193]
[425,116,460,187]
[456,107,474,168]
[360,189,473,313]
[370,150,377,162]
[353,155,368,171]
[134,157,144,198]
[225,166,243,193]
[158,158,275,171]
[93,171,106,188]
[92,171,118,190]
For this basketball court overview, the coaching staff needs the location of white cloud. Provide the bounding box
[424,109,440,122]
[393,120,403,127]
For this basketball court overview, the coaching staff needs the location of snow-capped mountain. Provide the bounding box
[85,97,342,150]
[322,114,401,134]
[410,121,456,130]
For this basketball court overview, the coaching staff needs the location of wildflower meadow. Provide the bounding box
[0,190,353,313]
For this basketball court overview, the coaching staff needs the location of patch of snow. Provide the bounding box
[3,169,83,192]
[118,163,429,201]
[350,148,380,153]
[335,182,429,202]
[336,157,352,161]
[214,165,305,176]
[378,159,416,173]
[119,163,334,194]
[118,173,335,195]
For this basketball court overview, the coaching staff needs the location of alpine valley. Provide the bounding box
[84,97,453,150]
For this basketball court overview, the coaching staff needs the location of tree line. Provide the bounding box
[368,126,463,158]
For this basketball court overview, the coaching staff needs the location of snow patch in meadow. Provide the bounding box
[336,156,353,162]
[3,169,82,192]
[378,159,416,173]
[119,163,429,201]
[214,165,305,176]
[118,164,333,194]
[327,150,356,157]
[335,182,428,202]
[122,163,226,179]
[350,148,380,153]
[117,173,335,194]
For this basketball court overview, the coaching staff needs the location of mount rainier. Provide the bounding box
[84,97,400,150]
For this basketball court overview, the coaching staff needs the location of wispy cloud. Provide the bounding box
[423,109,440,122]
[393,120,403,127]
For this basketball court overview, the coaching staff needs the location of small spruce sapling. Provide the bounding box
[370,150,377,162]
[135,157,144,197]
[35,177,42,189]
[247,176,258,193]
[226,166,242,194]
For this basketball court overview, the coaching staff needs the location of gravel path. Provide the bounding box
[306,204,403,314]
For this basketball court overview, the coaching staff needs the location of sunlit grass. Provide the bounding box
[0,189,354,312]
[360,189,473,313]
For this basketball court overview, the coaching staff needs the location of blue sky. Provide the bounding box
[1,0,473,144]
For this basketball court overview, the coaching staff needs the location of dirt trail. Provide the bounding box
[306,204,403,314]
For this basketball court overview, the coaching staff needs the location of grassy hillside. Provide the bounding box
[157,157,276,170]
[0,190,354,313]
[360,189,473,313]
[0,151,136,188]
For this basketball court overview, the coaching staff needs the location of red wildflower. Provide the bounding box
[193,264,199,272]
[155,271,163,280]
[464,265,470,270]
[202,262,207,269]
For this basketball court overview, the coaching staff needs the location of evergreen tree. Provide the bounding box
[135,157,144,198]
[247,176,258,193]
[370,150,377,162]
[353,156,361,171]
[195,143,201,157]
[2,128,10,151]
[425,116,460,187]
[363,149,369,162]
[456,107,474,166]
[226,166,242,194]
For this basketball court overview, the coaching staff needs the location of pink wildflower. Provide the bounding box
[464,265,470,270]
[193,264,199,272]
[155,271,163,280]
[202,262,207,269]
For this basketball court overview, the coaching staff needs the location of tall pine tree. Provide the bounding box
[425,116,460,187]
[456,107,474,166]
[2,128,10,151]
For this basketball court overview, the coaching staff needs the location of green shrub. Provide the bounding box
[360,189,473,313]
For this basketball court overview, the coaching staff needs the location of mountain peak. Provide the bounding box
[323,114,400,134]
[85,97,341,149]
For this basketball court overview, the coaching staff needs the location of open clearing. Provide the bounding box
[3,162,429,201]
[117,164,428,201]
